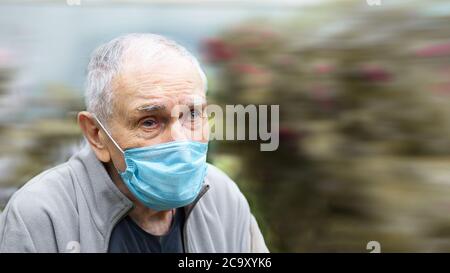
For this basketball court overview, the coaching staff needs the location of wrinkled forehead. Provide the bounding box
[111,47,206,118]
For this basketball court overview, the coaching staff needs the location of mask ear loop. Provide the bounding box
[92,115,125,155]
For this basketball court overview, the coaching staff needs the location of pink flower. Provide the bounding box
[415,42,450,58]
[0,48,13,67]
[231,63,264,74]
[313,63,335,75]
[431,82,450,95]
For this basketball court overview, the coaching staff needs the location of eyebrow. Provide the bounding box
[136,104,166,113]
[134,96,207,115]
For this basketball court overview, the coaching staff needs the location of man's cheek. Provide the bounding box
[202,124,210,142]
[110,147,127,172]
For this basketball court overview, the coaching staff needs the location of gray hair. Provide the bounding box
[85,33,208,125]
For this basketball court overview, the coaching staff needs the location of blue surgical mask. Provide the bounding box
[94,117,208,211]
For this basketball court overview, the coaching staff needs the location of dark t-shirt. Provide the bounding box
[108,208,185,253]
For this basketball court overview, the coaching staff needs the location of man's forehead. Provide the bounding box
[111,49,206,114]
[114,62,204,97]
[120,48,203,85]
[114,66,202,95]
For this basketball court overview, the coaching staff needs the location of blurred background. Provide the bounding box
[1,0,450,252]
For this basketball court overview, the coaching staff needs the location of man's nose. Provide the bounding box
[167,120,188,142]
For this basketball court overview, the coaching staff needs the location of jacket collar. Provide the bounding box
[70,143,210,242]
[70,143,133,239]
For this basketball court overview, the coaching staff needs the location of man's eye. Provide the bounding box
[142,118,158,129]
[189,109,202,120]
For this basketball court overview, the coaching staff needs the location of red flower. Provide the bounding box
[279,127,300,142]
[360,65,392,82]
[202,38,235,63]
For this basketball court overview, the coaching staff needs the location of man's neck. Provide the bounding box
[104,161,174,236]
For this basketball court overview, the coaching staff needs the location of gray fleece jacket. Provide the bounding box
[0,144,268,253]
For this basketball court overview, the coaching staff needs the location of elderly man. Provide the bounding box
[0,33,268,253]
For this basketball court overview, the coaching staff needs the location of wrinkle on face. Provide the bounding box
[107,45,206,150]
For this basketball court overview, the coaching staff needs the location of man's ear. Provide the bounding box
[77,111,111,163]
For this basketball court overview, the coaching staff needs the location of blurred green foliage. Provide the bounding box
[204,0,450,252]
